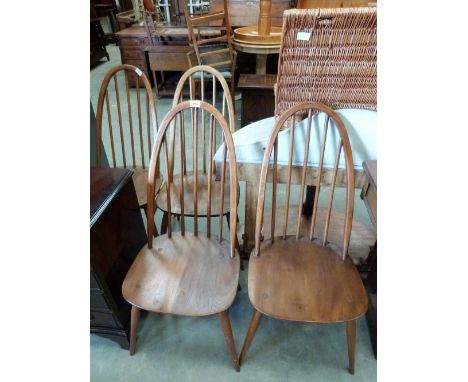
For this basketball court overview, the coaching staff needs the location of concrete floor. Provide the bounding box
[90,45,377,382]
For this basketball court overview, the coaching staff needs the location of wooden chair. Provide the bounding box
[157,65,235,233]
[95,64,161,231]
[122,100,241,370]
[238,102,368,374]
[182,0,237,96]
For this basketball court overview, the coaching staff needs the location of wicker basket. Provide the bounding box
[274,7,377,119]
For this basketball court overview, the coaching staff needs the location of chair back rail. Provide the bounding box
[147,100,238,258]
[275,7,377,118]
[95,64,159,173]
[254,102,354,260]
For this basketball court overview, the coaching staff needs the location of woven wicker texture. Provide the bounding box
[275,7,377,118]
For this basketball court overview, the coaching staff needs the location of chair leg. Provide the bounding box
[161,211,168,235]
[346,320,356,374]
[219,310,240,372]
[226,213,242,264]
[129,306,140,356]
[239,309,262,365]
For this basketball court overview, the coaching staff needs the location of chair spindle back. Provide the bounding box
[95,64,159,171]
[147,100,238,258]
[254,102,355,260]
[169,65,235,179]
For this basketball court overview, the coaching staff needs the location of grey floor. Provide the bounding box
[90,45,377,382]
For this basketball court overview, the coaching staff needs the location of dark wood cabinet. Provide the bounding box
[90,167,146,348]
[91,18,110,67]
[238,74,276,127]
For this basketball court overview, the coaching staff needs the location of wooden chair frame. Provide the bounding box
[122,100,240,370]
[239,102,368,374]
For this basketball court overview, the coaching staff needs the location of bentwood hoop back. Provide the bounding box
[239,102,368,374]
[95,64,160,210]
[122,100,241,371]
[255,102,355,259]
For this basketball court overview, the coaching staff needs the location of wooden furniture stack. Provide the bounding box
[90,167,147,348]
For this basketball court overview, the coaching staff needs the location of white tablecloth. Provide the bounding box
[214,108,377,170]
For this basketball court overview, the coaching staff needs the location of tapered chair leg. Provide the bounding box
[239,309,262,365]
[346,320,356,374]
[129,306,141,355]
[219,310,240,371]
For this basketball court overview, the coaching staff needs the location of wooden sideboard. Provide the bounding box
[115,26,155,87]
[90,167,146,348]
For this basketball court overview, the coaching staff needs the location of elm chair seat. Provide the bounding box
[249,236,367,323]
[122,232,240,316]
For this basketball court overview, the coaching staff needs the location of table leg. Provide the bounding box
[242,181,258,256]
[302,185,316,216]
[256,55,267,75]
